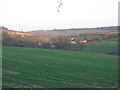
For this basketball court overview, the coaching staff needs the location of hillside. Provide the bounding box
[2,46,118,88]
[29,26,119,35]
[1,26,119,37]
[84,37,118,55]
[1,26,119,55]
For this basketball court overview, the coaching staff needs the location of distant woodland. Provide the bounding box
[1,26,119,55]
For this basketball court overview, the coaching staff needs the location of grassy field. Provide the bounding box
[2,46,118,88]
[85,37,118,54]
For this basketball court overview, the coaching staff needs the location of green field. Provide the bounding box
[85,37,118,54]
[2,46,118,88]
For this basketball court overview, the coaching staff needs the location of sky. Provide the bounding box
[0,0,119,31]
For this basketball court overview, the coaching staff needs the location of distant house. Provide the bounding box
[70,41,77,44]
[51,44,55,48]
[71,38,74,41]
[38,42,42,46]
[70,38,77,44]
[80,40,87,43]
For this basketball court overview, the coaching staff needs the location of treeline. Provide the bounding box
[2,31,86,51]
[2,30,119,55]
[2,31,37,47]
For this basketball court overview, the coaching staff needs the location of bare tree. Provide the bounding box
[57,0,63,13]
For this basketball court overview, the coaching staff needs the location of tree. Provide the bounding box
[57,0,63,13]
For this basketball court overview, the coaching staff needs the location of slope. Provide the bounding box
[2,46,118,88]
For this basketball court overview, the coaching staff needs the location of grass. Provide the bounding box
[0,46,2,89]
[2,46,118,88]
[85,37,118,54]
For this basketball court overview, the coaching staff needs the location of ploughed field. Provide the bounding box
[2,46,118,88]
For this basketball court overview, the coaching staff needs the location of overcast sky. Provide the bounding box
[0,0,119,31]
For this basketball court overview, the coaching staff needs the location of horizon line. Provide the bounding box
[0,25,119,32]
